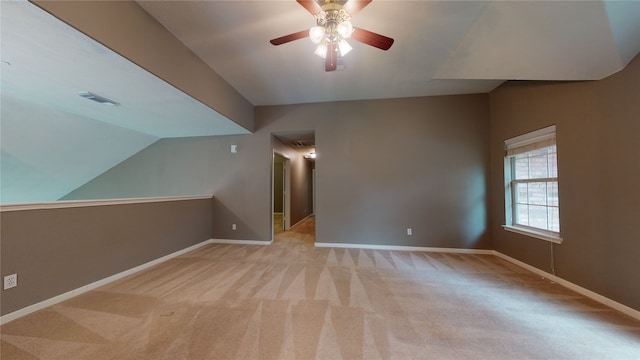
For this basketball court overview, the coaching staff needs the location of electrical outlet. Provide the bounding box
[232,224,237,231]
[407,228,413,236]
[4,273,17,290]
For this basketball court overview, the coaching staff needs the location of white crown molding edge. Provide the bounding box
[493,251,640,321]
[0,195,214,212]
[0,239,216,325]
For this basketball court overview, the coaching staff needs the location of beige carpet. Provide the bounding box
[2,226,639,359]
[274,214,315,246]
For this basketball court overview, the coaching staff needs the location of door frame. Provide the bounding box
[272,151,291,241]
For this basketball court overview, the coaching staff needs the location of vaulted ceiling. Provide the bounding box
[137,0,640,105]
[1,0,639,204]
[1,1,250,203]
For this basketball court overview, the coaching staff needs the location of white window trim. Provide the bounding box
[504,125,562,244]
[502,224,563,244]
[504,125,556,151]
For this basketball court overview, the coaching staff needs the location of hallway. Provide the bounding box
[274,214,315,245]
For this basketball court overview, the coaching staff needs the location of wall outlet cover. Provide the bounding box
[4,273,17,290]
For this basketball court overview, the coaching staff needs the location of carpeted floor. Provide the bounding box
[274,214,315,246]
[1,218,639,359]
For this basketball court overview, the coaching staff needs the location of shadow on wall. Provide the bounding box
[462,165,490,248]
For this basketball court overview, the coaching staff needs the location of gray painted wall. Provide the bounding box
[64,94,491,249]
[63,134,270,241]
[489,54,640,311]
[1,198,213,316]
[273,155,284,213]
[259,96,492,248]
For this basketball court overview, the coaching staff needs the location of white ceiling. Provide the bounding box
[1,0,639,204]
[0,1,249,203]
[137,0,640,106]
[1,1,249,138]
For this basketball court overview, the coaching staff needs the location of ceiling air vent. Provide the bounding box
[77,91,119,106]
[293,140,315,147]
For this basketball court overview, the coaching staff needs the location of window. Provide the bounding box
[503,125,562,243]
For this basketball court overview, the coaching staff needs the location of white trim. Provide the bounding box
[314,242,494,255]
[210,239,273,246]
[504,124,556,148]
[3,239,637,325]
[0,195,213,212]
[502,225,563,244]
[494,251,640,321]
[0,239,216,325]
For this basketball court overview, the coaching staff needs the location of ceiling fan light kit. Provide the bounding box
[270,0,394,72]
[309,7,354,59]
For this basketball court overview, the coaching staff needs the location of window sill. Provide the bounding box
[502,225,563,244]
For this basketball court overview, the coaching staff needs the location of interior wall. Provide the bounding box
[259,95,492,248]
[273,155,284,213]
[63,134,270,242]
[489,54,640,311]
[0,197,213,316]
[65,94,491,248]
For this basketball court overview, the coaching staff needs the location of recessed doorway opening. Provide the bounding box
[271,131,316,244]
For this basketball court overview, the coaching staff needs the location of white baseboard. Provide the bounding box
[493,251,640,321]
[316,243,640,320]
[211,239,273,246]
[0,239,215,325]
[314,242,494,255]
[3,240,637,325]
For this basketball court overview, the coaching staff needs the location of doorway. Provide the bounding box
[271,131,316,244]
[273,153,290,238]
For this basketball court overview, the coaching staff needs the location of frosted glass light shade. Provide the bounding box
[314,43,327,58]
[338,39,352,56]
[309,26,325,44]
[337,20,353,38]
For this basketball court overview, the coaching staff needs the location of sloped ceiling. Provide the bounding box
[0,1,249,204]
[137,0,640,106]
[1,0,639,204]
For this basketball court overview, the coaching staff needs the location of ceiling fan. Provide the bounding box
[270,0,394,71]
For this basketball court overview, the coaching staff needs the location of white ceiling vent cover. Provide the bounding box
[78,91,119,106]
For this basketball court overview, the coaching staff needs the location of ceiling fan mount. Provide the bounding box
[270,0,394,72]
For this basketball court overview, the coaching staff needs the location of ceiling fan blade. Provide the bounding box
[351,27,394,50]
[343,0,372,16]
[270,30,309,46]
[325,42,337,71]
[297,0,322,15]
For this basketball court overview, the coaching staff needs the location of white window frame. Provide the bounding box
[503,125,563,244]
